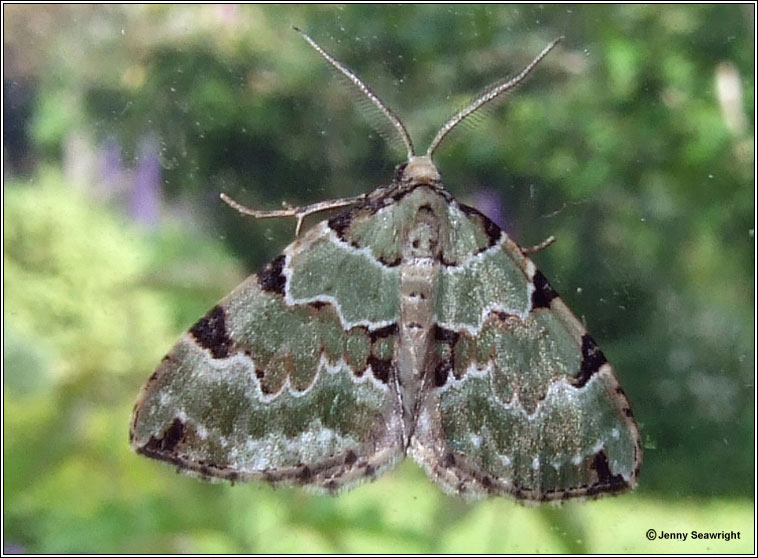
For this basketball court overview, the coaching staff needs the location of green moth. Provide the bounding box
[130,29,641,501]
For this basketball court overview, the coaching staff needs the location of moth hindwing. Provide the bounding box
[130,30,641,502]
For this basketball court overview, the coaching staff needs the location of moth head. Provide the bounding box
[403,155,441,184]
[295,27,562,179]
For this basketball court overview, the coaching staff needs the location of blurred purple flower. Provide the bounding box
[98,137,125,198]
[130,135,162,227]
[470,187,507,229]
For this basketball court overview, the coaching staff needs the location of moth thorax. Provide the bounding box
[403,155,441,184]
[406,205,440,259]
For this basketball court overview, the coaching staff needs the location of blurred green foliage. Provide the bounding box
[3,4,754,553]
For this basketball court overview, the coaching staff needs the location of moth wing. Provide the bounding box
[130,219,405,492]
[411,202,642,501]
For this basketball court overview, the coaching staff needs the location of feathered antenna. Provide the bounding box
[294,27,416,161]
[426,37,563,158]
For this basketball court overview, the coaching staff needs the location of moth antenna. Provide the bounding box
[426,37,563,158]
[294,27,415,160]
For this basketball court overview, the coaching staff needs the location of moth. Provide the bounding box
[130,29,641,501]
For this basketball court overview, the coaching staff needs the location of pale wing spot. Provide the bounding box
[195,423,209,440]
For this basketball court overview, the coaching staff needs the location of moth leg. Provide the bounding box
[220,192,366,236]
[522,235,556,255]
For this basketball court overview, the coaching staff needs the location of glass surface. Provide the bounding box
[3,4,754,553]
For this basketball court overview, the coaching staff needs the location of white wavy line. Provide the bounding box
[440,361,613,422]
[439,236,506,275]
[437,360,493,394]
[286,290,397,331]
[197,347,390,405]
[437,301,531,336]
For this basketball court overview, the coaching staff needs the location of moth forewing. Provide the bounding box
[131,30,640,502]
